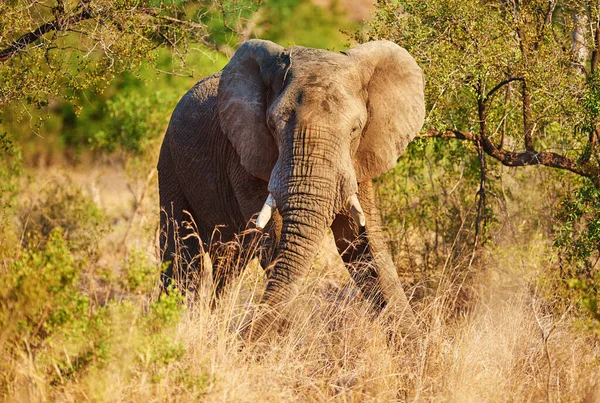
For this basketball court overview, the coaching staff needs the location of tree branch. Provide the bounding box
[422,129,475,141]
[592,18,600,73]
[0,8,92,63]
[0,5,208,64]
[422,129,591,177]
[522,80,535,151]
[538,0,556,44]
[139,8,207,31]
[485,77,524,101]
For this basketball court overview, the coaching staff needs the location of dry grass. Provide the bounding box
[5,166,600,402]
[159,239,600,402]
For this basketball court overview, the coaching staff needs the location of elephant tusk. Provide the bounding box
[347,194,366,227]
[256,194,276,230]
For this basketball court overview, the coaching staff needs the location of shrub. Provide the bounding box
[20,178,108,264]
[0,223,197,398]
[0,229,103,389]
[91,87,180,156]
[554,178,600,332]
[0,132,22,259]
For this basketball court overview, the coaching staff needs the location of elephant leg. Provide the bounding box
[227,160,282,273]
[159,162,201,292]
[212,241,243,300]
[212,164,282,299]
[160,205,199,291]
[211,210,282,300]
[331,181,418,338]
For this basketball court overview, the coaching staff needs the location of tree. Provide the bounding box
[364,0,600,185]
[364,0,600,325]
[0,0,257,115]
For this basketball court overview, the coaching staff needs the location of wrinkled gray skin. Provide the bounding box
[158,39,425,342]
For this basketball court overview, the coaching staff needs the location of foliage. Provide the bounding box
[364,0,596,179]
[198,0,260,48]
[121,249,169,294]
[0,228,104,390]
[0,132,22,257]
[0,0,243,161]
[255,0,355,49]
[91,83,181,154]
[554,178,600,330]
[0,224,195,399]
[20,178,108,263]
[376,140,480,267]
[0,0,353,162]
[0,47,227,167]
[0,140,206,398]
[0,0,247,111]
[365,0,600,324]
[581,72,600,135]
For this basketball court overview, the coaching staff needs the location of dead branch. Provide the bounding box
[138,7,207,31]
[422,129,594,178]
[485,77,524,102]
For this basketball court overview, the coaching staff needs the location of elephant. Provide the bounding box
[157,39,425,342]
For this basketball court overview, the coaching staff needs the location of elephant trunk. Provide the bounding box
[245,183,334,341]
[243,127,353,341]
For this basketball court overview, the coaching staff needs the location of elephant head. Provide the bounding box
[217,39,425,340]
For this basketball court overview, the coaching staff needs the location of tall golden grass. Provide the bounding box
[4,166,600,402]
[167,238,599,402]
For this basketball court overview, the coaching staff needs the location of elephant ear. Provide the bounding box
[345,40,425,182]
[217,40,284,181]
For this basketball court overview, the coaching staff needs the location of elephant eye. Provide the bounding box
[351,119,363,135]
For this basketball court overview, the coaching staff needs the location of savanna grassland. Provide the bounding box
[2,0,600,401]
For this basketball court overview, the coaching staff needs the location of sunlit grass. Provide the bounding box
[1,168,599,402]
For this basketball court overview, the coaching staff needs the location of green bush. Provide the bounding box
[0,169,198,397]
[256,0,354,49]
[0,132,22,258]
[375,138,492,288]
[554,178,600,331]
[0,229,102,385]
[0,222,197,398]
[121,249,169,295]
[91,87,181,155]
[20,178,108,264]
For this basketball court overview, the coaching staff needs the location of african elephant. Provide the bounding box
[158,39,425,342]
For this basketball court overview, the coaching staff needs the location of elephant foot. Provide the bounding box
[236,304,275,344]
[376,296,420,352]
